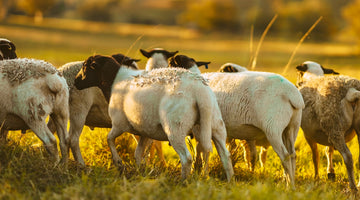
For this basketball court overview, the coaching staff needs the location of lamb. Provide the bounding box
[297,72,360,192]
[0,58,69,163]
[139,48,178,70]
[169,54,304,187]
[74,55,234,181]
[0,38,17,60]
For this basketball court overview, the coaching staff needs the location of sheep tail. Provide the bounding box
[287,87,305,110]
[195,87,214,154]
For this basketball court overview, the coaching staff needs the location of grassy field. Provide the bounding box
[1,16,360,199]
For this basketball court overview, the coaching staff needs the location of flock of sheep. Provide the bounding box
[1,38,360,193]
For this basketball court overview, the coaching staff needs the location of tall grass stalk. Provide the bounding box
[250,14,278,70]
[282,16,323,75]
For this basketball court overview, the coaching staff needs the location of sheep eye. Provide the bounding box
[8,45,12,50]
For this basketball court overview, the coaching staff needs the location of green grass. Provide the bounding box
[1,16,360,199]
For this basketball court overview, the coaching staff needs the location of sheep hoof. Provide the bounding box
[327,173,335,181]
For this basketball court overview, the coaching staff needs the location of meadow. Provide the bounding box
[1,16,360,199]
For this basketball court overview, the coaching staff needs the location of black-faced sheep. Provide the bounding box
[54,53,145,166]
[298,74,360,192]
[296,62,360,192]
[0,38,17,60]
[139,48,178,70]
[0,58,69,163]
[74,55,234,181]
[169,54,304,187]
[296,61,339,87]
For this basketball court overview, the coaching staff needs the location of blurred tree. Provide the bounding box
[177,0,239,32]
[78,0,121,22]
[0,0,12,21]
[274,0,339,41]
[17,0,56,23]
[342,0,360,45]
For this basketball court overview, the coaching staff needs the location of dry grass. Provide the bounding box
[1,16,360,199]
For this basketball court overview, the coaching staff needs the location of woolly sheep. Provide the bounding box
[298,73,360,192]
[140,48,178,70]
[0,38,17,60]
[169,54,304,187]
[74,55,234,181]
[0,58,69,163]
[296,61,340,180]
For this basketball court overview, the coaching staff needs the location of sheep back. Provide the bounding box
[299,75,360,132]
[202,71,304,134]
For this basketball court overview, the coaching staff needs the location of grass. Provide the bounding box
[1,15,360,199]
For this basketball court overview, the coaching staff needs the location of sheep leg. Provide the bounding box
[168,136,192,180]
[194,143,203,172]
[28,122,60,163]
[243,140,256,171]
[68,117,87,167]
[50,113,70,165]
[107,126,125,170]
[329,134,358,192]
[212,129,234,182]
[325,146,335,180]
[283,125,298,186]
[266,134,295,188]
[153,141,166,166]
[134,136,153,166]
[259,146,268,169]
[305,136,320,178]
[0,129,9,143]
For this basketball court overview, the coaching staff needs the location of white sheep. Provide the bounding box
[0,58,69,163]
[139,48,178,70]
[298,73,360,192]
[74,55,234,181]
[217,63,269,171]
[57,51,178,166]
[169,55,304,187]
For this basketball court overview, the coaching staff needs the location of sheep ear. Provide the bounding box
[133,59,141,63]
[322,66,339,75]
[196,61,211,69]
[165,50,179,58]
[140,49,151,58]
[296,64,307,72]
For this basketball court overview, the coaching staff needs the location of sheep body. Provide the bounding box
[169,55,304,187]
[298,75,360,191]
[0,58,69,163]
[74,56,234,181]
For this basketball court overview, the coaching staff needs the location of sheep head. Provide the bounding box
[296,61,339,87]
[140,48,178,59]
[0,39,17,60]
[218,63,248,73]
[75,55,121,101]
[169,54,210,74]
[111,53,140,70]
